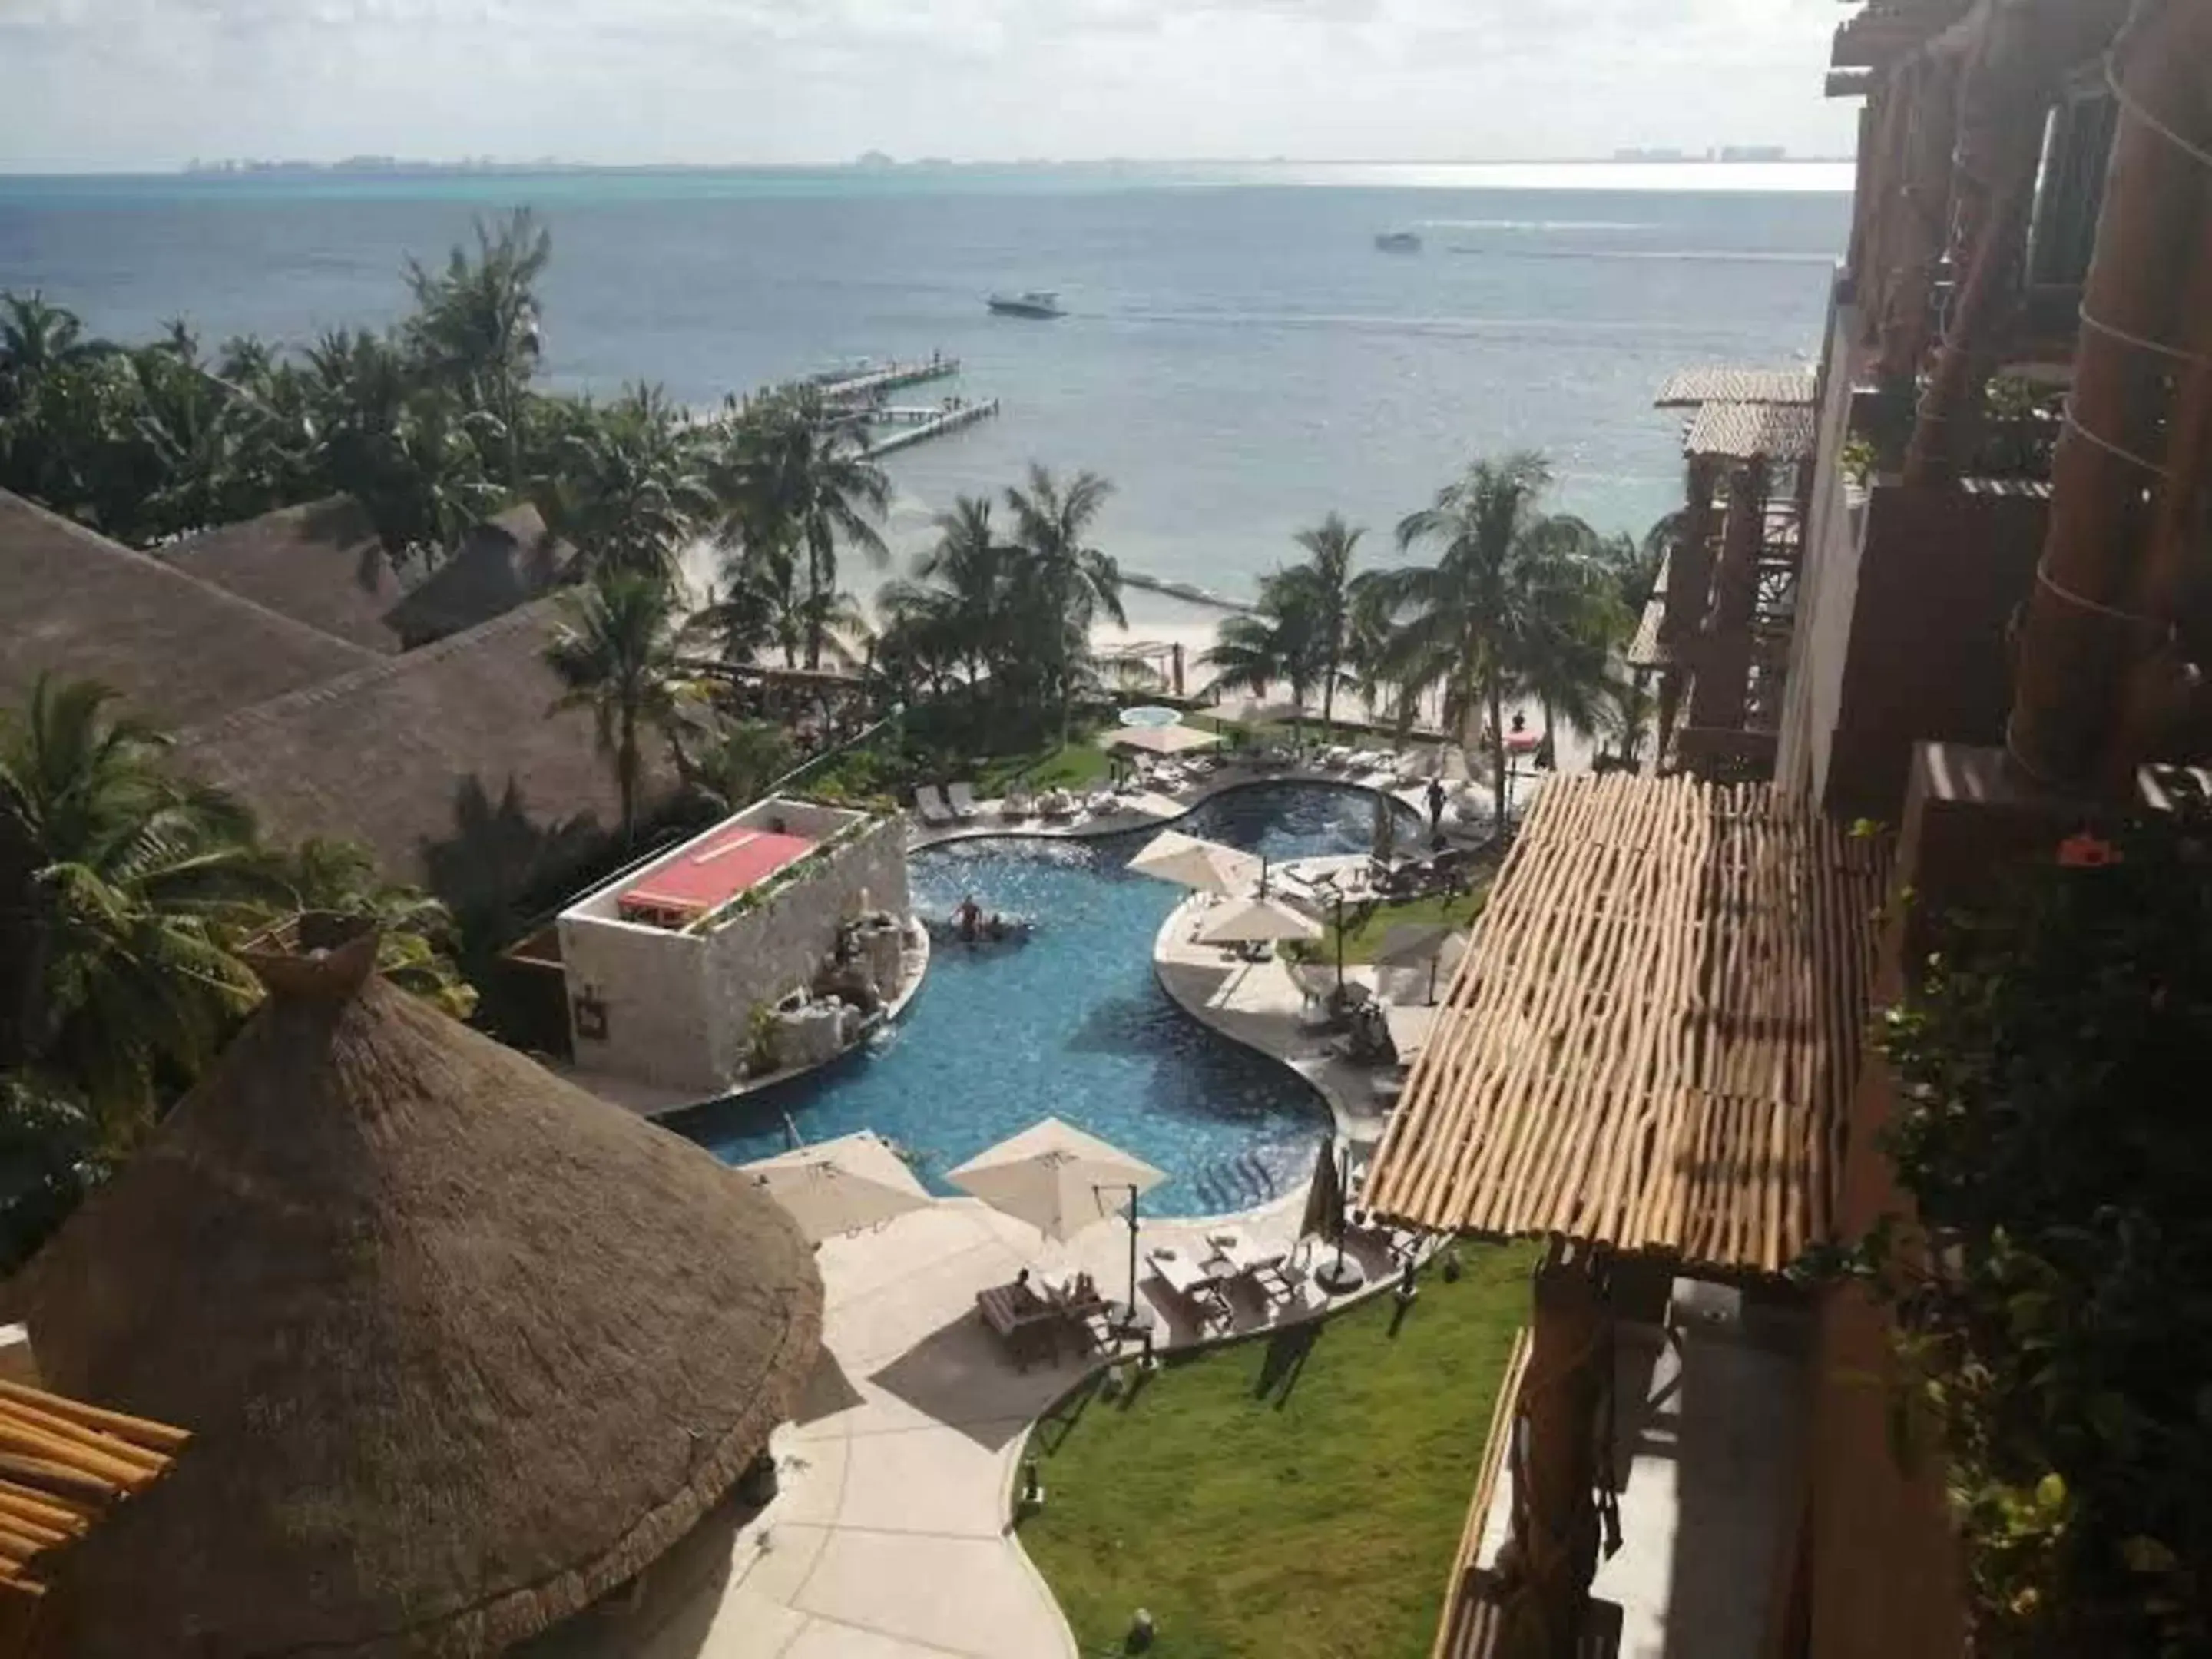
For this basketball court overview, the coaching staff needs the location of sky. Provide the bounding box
[0,0,1857,173]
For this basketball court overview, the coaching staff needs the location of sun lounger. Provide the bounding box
[945,781,981,821]
[913,785,955,827]
[1146,1247,1232,1332]
[976,1280,1064,1370]
[1250,1253,1306,1307]
[1000,789,1034,822]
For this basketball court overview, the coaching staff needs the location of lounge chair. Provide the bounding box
[1000,788,1034,822]
[1036,788,1075,819]
[913,785,955,827]
[1251,1253,1309,1308]
[945,781,981,821]
[975,1280,1063,1371]
[1146,1246,1232,1332]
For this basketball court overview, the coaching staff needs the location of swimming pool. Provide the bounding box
[669,783,1418,1216]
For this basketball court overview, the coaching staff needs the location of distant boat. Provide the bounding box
[988,290,1065,319]
[1373,230,1423,253]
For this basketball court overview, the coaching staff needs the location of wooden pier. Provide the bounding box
[862,398,999,459]
[816,356,959,401]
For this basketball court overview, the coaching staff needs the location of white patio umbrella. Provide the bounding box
[949,1118,1167,1339]
[741,1130,933,1243]
[1196,893,1324,945]
[1128,829,1262,896]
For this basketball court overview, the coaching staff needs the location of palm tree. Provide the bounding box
[543,570,694,848]
[0,677,276,1144]
[540,386,709,584]
[710,390,889,670]
[273,837,478,1021]
[402,209,549,485]
[1369,452,1619,826]
[1280,514,1363,730]
[877,495,1012,704]
[1203,580,1326,746]
[676,718,797,815]
[1002,465,1123,738]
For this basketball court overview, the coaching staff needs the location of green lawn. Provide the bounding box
[975,737,1114,794]
[1322,888,1489,965]
[1017,1243,1534,1659]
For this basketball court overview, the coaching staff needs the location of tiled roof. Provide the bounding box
[1682,399,1817,461]
[1654,366,1816,408]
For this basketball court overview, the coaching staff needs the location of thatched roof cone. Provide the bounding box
[24,942,823,1658]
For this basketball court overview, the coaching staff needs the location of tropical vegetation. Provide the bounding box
[1811,806,2212,1658]
[1357,452,1630,823]
[0,674,472,1269]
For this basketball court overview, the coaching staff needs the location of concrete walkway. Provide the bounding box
[550,1182,1406,1659]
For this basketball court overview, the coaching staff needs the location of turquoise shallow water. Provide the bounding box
[668,783,1417,1217]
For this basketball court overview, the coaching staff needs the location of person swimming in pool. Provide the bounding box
[954,895,982,942]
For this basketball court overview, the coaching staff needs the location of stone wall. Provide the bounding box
[557,909,715,1094]
[697,816,912,1084]
[558,808,910,1096]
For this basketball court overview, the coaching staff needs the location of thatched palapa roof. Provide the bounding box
[0,488,373,727]
[384,503,567,649]
[164,495,409,654]
[24,925,823,1657]
[173,597,664,886]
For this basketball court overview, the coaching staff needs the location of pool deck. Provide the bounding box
[906,758,1463,855]
[550,777,1455,1658]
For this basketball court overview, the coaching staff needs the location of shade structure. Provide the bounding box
[1197,894,1324,945]
[743,1130,933,1243]
[1128,829,1262,896]
[1102,724,1222,757]
[946,1117,1165,1243]
[21,924,823,1659]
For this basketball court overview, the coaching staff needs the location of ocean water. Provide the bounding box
[0,165,1847,609]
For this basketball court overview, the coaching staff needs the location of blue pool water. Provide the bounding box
[670,783,1416,1216]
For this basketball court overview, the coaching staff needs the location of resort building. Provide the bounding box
[1371,2,2212,1656]
[557,796,915,1095]
[12,918,820,1657]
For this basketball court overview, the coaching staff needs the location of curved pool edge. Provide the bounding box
[1148,882,1376,1151]
[604,915,934,1124]
[908,766,1435,855]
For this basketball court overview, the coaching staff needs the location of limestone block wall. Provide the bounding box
[556,909,716,1094]
[697,817,911,1083]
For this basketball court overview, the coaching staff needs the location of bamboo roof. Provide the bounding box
[1653,367,1815,409]
[1362,776,1892,1276]
[0,1379,186,1607]
[1683,400,1817,462]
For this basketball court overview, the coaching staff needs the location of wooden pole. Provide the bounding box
[1493,1239,1612,1659]
[2008,0,2212,790]
[1687,460,1768,737]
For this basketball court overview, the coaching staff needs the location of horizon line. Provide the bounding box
[0,154,1858,180]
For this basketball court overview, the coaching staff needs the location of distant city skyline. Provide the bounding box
[1,0,1854,175]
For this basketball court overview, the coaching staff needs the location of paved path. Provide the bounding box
[555,1184,1391,1659]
